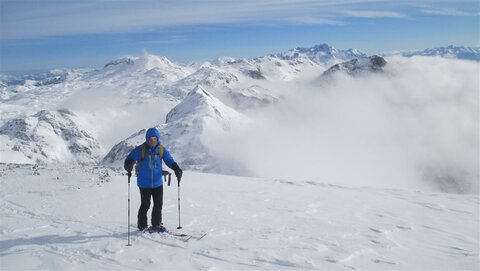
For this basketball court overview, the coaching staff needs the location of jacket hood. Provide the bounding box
[145,127,160,143]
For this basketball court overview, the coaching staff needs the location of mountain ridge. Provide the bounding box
[2,44,478,87]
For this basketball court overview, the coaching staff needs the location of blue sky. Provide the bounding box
[1,0,479,74]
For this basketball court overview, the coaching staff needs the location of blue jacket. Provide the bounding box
[126,128,176,188]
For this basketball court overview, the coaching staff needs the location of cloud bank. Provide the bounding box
[208,56,479,194]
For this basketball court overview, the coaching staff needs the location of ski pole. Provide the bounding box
[127,172,132,246]
[177,176,182,229]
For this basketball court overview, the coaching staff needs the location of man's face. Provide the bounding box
[148,136,157,147]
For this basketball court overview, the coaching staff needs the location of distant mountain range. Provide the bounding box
[1,44,478,88]
[400,45,480,61]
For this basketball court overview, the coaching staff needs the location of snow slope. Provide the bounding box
[0,164,478,270]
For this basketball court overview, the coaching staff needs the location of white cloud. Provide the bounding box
[208,56,479,194]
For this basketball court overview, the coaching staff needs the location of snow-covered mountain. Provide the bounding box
[321,55,387,77]
[103,85,249,174]
[0,44,337,167]
[0,109,102,164]
[401,45,480,61]
[163,85,249,174]
[93,54,194,83]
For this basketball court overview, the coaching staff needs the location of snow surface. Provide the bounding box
[1,164,478,270]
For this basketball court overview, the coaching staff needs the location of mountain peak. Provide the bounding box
[192,84,212,97]
[211,56,238,66]
[104,57,135,68]
[309,43,336,52]
[165,85,221,123]
[103,54,177,71]
[136,53,175,70]
[322,55,387,77]
[97,53,193,82]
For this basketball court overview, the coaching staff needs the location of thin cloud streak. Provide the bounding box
[343,10,407,18]
[288,17,345,25]
[1,0,476,40]
[420,8,480,17]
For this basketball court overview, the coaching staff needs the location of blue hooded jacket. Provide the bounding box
[126,128,176,188]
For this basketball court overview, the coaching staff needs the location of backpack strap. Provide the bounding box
[140,142,147,160]
[136,143,148,176]
[158,144,164,158]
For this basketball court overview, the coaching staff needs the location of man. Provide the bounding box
[124,127,182,232]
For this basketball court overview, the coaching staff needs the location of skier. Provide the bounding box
[124,127,183,232]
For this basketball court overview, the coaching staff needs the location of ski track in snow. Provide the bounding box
[0,164,478,270]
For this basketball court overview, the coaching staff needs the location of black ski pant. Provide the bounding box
[138,186,163,229]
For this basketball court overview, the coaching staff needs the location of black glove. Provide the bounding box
[170,163,183,181]
[124,158,134,173]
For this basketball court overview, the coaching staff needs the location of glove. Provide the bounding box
[124,158,134,173]
[170,163,183,181]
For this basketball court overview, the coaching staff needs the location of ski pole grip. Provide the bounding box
[162,170,172,186]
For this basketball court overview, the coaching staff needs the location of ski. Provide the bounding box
[168,231,207,241]
[166,231,193,241]
[141,226,207,241]
[141,228,191,241]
